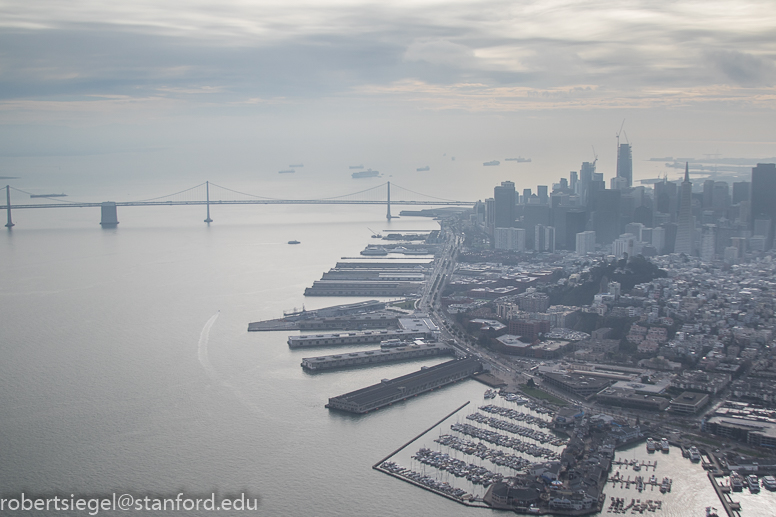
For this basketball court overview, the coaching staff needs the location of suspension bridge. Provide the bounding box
[2,181,474,228]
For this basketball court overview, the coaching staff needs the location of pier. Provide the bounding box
[300,342,454,371]
[708,473,741,517]
[287,328,428,348]
[325,357,482,413]
[304,279,422,297]
[248,310,400,332]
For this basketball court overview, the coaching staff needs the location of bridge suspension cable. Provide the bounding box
[131,182,208,203]
[389,183,464,203]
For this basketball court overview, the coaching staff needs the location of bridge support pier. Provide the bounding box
[204,181,213,223]
[386,181,392,220]
[100,202,119,227]
[4,185,13,228]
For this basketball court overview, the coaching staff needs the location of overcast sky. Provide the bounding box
[1,0,775,195]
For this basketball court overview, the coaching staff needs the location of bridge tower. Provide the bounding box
[100,202,119,227]
[4,185,14,228]
[386,181,392,220]
[204,181,213,223]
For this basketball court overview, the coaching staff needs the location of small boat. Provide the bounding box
[730,472,744,491]
[483,160,500,166]
[416,166,430,172]
[705,508,719,517]
[288,240,300,244]
[360,246,388,256]
[278,170,295,174]
[661,437,669,451]
[689,446,701,462]
[762,475,776,491]
[646,438,656,452]
[633,463,641,472]
[747,474,759,492]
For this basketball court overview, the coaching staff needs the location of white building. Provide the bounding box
[576,231,596,255]
[494,227,526,251]
[612,233,636,259]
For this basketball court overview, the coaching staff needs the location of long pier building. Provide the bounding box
[287,315,440,348]
[301,342,454,371]
[325,357,482,413]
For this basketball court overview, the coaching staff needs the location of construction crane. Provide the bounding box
[591,146,598,168]
[616,119,626,149]
[367,227,382,238]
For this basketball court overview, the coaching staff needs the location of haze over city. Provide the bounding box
[1,0,775,196]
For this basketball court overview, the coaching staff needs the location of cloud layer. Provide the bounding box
[1,0,775,117]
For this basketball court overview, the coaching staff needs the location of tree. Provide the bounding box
[527,378,536,388]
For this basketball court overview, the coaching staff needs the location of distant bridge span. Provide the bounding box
[2,181,474,228]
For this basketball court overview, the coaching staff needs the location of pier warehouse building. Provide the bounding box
[325,357,482,413]
[287,315,440,348]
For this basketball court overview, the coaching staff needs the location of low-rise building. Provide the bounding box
[668,391,709,414]
[596,387,670,411]
[539,371,612,398]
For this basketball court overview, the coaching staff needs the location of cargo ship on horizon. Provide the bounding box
[352,169,379,178]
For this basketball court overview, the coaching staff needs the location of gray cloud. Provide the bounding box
[1,0,775,112]
[707,50,776,87]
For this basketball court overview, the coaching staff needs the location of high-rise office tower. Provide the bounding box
[712,182,730,213]
[654,179,678,218]
[565,209,588,250]
[616,143,632,188]
[569,171,578,191]
[675,163,694,254]
[751,163,776,249]
[494,181,516,228]
[535,224,546,251]
[651,226,666,254]
[701,224,717,262]
[732,181,750,205]
[537,185,548,204]
[522,188,531,204]
[577,161,596,205]
[703,180,715,208]
[485,198,495,228]
[590,189,621,244]
[544,226,556,253]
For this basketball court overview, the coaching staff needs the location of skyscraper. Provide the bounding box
[616,143,632,188]
[674,163,694,255]
[701,224,717,262]
[751,163,776,250]
[494,181,516,228]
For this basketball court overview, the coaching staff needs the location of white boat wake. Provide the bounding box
[197,312,269,418]
[197,312,220,381]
